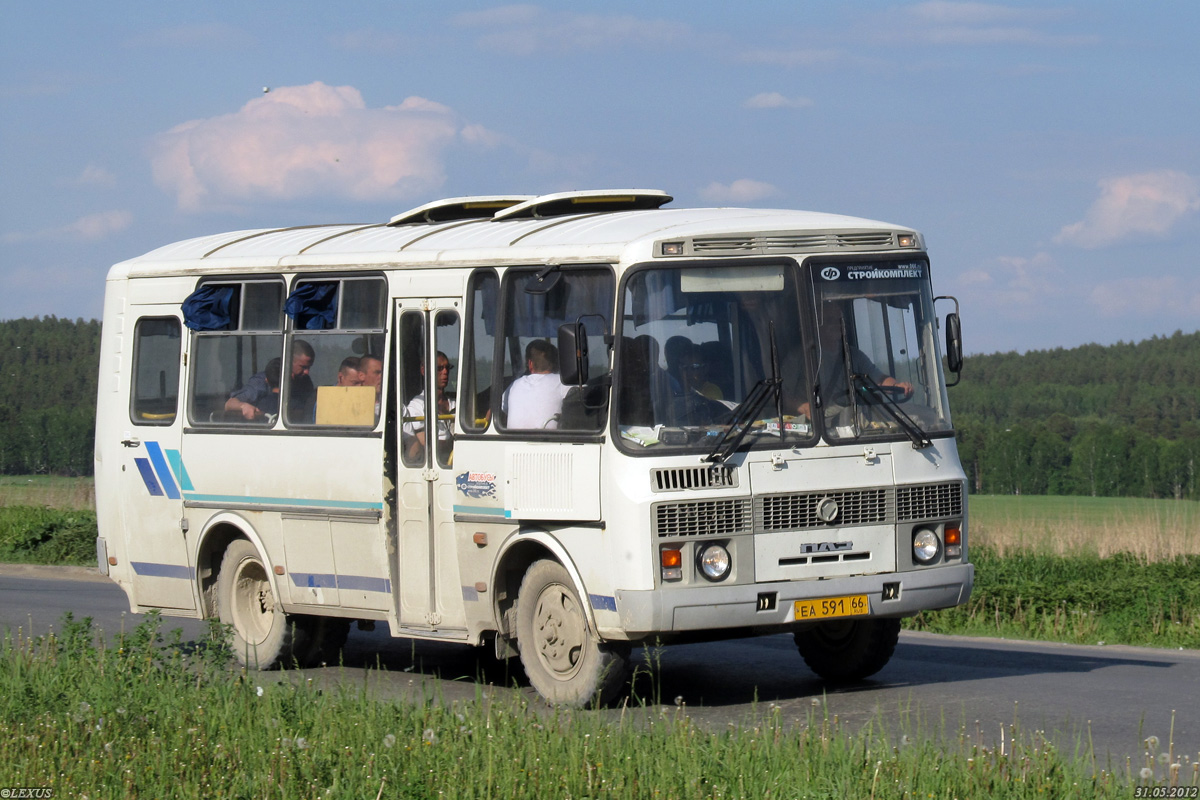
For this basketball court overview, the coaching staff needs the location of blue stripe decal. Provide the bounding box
[589,594,617,612]
[132,561,194,580]
[134,458,164,496]
[453,504,506,516]
[337,575,392,593]
[165,449,194,491]
[145,441,180,500]
[289,572,391,592]
[290,572,338,589]
[184,493,383,511]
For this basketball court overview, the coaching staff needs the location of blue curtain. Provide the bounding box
[285,282,339,330]
[182,285,235,331]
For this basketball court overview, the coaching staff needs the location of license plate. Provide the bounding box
[794,594,869,621]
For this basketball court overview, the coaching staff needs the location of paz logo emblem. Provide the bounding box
[820,266,841,281]
[816,496,840,523]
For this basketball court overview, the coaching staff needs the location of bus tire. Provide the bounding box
[516,559,629,707]
[217,539,298,669]
[793,617,901,683]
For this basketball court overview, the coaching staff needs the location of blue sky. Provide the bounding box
[2,1,1197,355]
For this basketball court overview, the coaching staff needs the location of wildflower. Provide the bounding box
[674,695,684,706]
[383,734,396,748]
[257,686,264,697]
[296,737,309,750]
[79,702,92,714]
[1140,767,1154,780]
[423,728,436,744]
[900,735,913,747]
[1145,736,1160,751]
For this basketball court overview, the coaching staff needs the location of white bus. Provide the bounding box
[95,189,972,706]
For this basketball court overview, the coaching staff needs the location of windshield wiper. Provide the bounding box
[705,323,783,464]
[852,373,932,449]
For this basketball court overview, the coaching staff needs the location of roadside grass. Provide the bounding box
[0,505,96,566]
[3,614,1188,799]
[0,475,95,512]
[906,547,1200,649]
[970,494,1200,561]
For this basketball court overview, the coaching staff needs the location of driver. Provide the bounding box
[798,307,912,420]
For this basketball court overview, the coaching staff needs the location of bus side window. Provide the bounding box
[434,310,460,469]
[130,317,182,425]
[461,270,498,433]
[399,311,427,467]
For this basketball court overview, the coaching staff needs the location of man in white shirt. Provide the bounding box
[502,339,571,430]
[403,351,455,461]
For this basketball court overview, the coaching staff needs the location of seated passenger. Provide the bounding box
[502,340,571,430]
[335,356,363,387]
[225,340,315,421]
[403,351,455,461]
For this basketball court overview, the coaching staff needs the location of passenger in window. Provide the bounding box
[403,352,454,460]
[665,336,723,401]
[224,340,315,421]
[502,340,571,430]
[335,356,363,387]
[359,354,383,416]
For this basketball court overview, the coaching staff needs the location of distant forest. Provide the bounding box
[0,317,100,475]
[0,317,1197,500]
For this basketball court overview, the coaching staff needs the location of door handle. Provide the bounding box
[121,437,141,448]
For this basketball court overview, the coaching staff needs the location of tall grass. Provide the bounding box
[0,505,96,565]
[3,614,1189,798]
[970,495,1200,561]
[0,475,95,511]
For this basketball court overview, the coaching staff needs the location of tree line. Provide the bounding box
[0,317,100,475]
[1,317,1197,499]
[953,330,1200,500]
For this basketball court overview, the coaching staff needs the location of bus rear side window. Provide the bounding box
[131,317,182,425]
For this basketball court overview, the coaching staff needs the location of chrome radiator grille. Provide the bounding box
[757,488,889,530]
[652,481,962,538]
[653,498,753,538]
[897,481,963,521]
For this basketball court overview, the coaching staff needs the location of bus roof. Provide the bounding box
[109,189,922,281]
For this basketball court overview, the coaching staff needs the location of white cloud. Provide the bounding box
[878,2,1097,47]
[452,5,693,55]
[1055,170,1200,248]
[1089,277,1200,318]
[699,179,781,204]
[71,165,116,186]
[744,92,814,110]
[952,252,1061,319]
[149,82,484,211]
[2,210,132,244]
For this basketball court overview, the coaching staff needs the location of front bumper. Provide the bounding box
[612,563,973,640]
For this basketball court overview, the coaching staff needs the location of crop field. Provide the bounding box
[969,494,1200,561]
[0,475,95,511]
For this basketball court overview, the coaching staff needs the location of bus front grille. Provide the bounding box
[654,498,753,538]
[757,488,889,530]
[897,481,963,521]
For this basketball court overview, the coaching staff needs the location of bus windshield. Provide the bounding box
[616,262,813,452]
[615,259,953,453]
[810,259,953,444]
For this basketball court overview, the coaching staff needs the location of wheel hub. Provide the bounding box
[533,583,586,679]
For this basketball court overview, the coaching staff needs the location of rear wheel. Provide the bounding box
[217,540,348,669]
[516,559,629,707]
[794,617,901,683]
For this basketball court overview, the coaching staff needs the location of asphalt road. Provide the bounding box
[3,564,1198,764]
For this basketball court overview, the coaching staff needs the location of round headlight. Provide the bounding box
[698,543,731,581]
[913,529,940,564]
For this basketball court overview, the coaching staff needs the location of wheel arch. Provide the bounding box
[193,512,277,619]
[490,527,598,649]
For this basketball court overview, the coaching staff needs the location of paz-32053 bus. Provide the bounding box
[95,189,972,706]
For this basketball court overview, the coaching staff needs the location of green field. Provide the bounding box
[969,494,1200,560]
[0,474,95,511]
[0,614,1170,799]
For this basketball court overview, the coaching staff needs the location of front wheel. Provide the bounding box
[516,559,629,707]
[794,617,901,683]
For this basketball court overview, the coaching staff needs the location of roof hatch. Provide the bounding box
[492,189,672,221]
[387,195,534,226]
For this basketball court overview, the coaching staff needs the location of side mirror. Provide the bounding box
[945,312,963,375]
[557,322,587,386]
